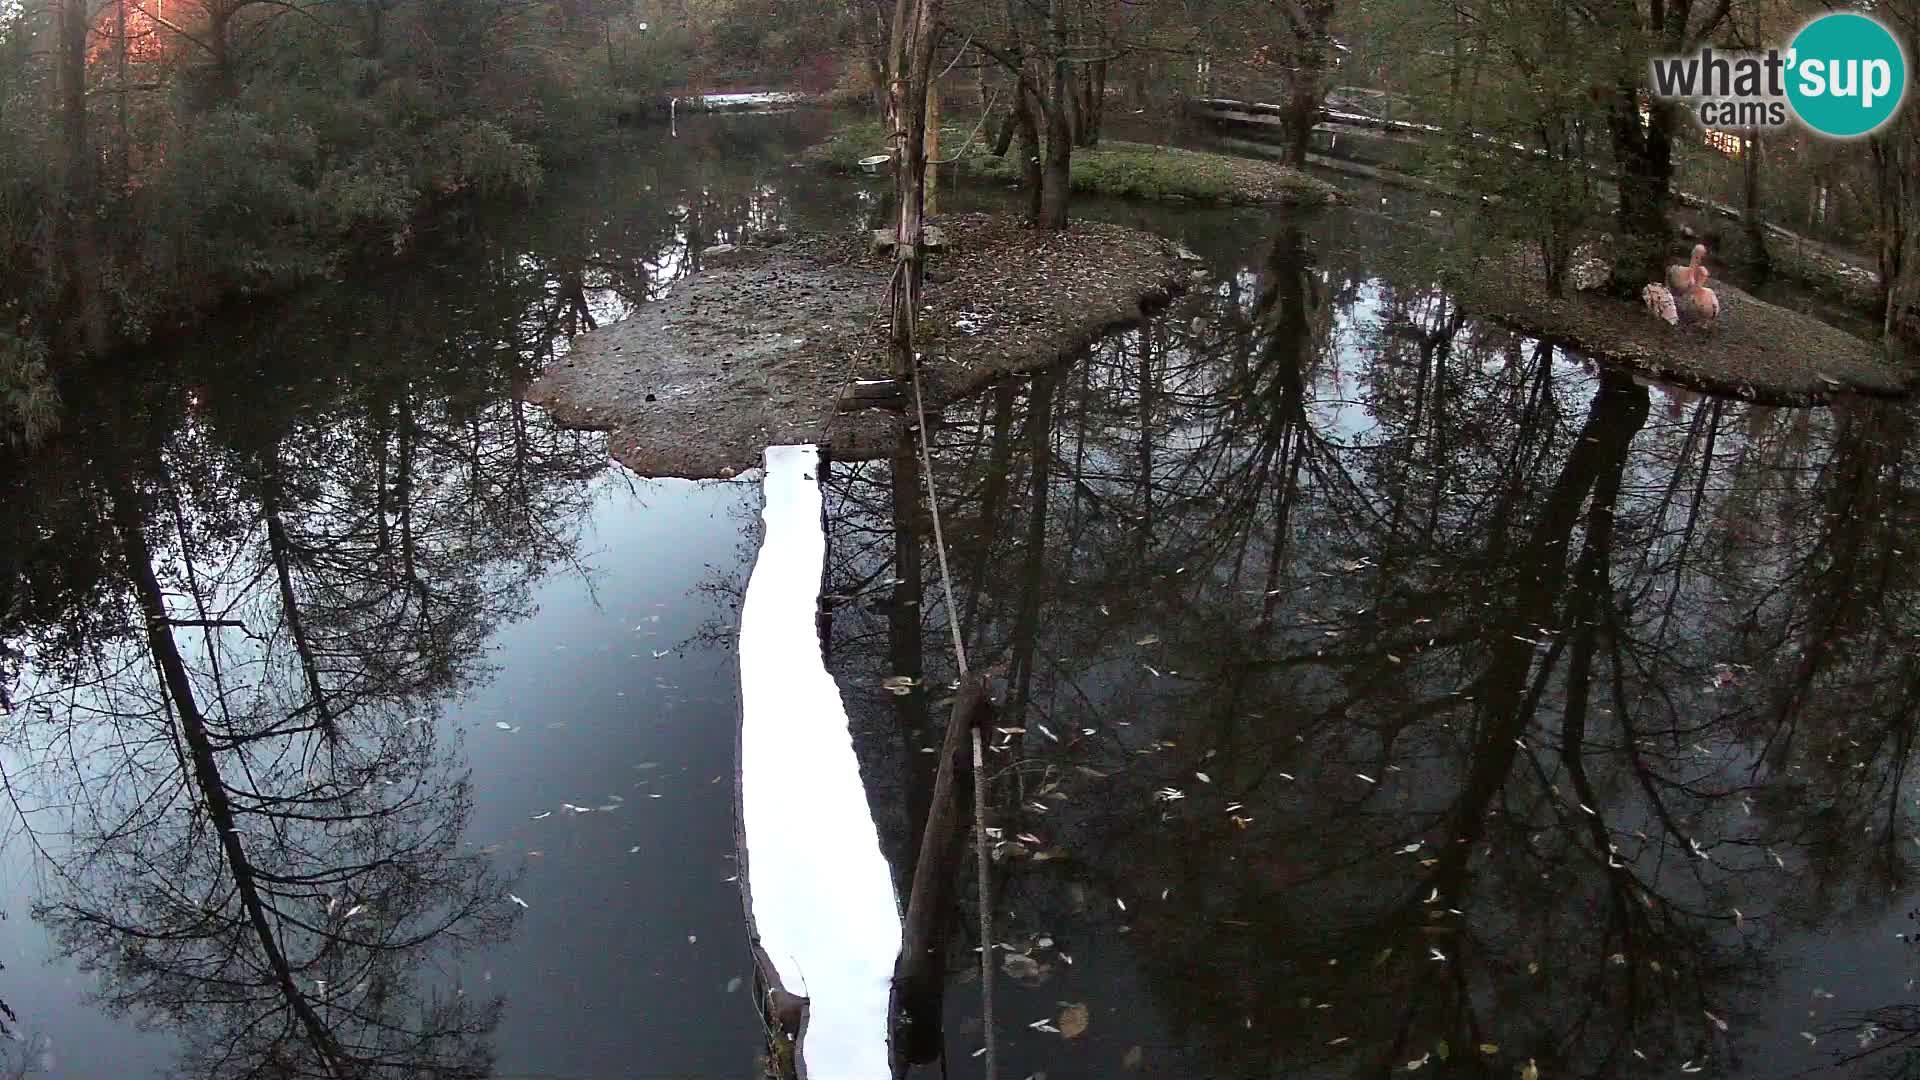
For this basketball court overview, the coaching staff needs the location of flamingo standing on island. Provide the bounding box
[1668,243,1708,296]
[1644,244,1719,331]
[1679,264,1719,328]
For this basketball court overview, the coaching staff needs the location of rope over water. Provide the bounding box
[908,355,995,1080]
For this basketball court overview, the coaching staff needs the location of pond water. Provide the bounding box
[1,111,1915,1080]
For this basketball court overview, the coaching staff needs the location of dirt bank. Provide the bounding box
[1457,260,1911,403]
[527,213,1188,478]
[807,120,1343,206]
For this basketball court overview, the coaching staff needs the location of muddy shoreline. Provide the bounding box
[528,213,1189,478]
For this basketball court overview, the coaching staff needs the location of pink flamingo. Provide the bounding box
[1668,244,1708,295]
[1679,263,1719,328]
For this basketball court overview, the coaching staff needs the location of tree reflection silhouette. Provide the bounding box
[818,219,1920,1078]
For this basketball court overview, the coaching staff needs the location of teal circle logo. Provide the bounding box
[1786,13,1907,137]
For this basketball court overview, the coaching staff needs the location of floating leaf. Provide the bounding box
[725,977,743,993]
[1122,1045,1144,1070]
[505,893,529,909]
[1135,635,1161,646]
[1478,1043,1499,1055]
[1058,1002,1090,1039]
[495,722,514,731]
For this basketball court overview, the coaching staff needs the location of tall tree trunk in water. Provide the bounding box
[886,0,940,378]
[1607,90,1676,294]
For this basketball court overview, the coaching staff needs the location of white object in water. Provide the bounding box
[738,444,901,1080]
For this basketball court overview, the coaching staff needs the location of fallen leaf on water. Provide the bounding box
[1357,773,1377,784]
[1705,1010,1728,1032]
[1135,635,1161,646]
[1058,1003,1090,1039]
[1328,1036,1350,1046]
[1479,1043,1499,1055]
[1122,1045,1144,1070]
[1521,1060,1540,1080]
[725,977,742,993]
[505,894,529,909]
[1195,772,1212,784]
[494,722,514,731]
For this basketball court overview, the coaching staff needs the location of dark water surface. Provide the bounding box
[3,111,1916,1080]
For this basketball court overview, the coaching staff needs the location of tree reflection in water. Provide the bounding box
[823,220,1920,1079]
[0,260,610,1078]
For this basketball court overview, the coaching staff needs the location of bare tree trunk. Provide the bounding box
[1014,82,1042,226]
[115,0,129,191]
[1036,0,1073,229]
[1084,58,1106,146]
[1608,91,1677,294]
[55,0,104,355]
[991,106,1016,156]
[1744,128,1770,280]
[886,0,941,377]
[1871,5,1918,358]
[925,72,941,217]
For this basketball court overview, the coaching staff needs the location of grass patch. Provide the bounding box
[805,117,1341,206]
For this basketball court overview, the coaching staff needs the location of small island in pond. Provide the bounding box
[527,213,1191,479]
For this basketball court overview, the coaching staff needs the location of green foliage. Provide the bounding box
[0,327,57,447]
